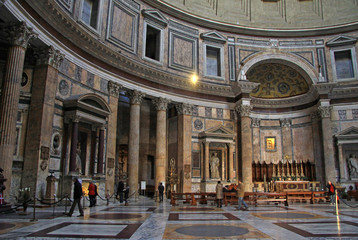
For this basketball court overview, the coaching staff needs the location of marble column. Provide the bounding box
[153,97,170,201]
[311,111,324,184]
[176,103,193,192]
[235,103,253,192]
[106,81,121,193]
[281,119,293,160]
[229,143,234,181]
[126,90,144,196]
[22,46,64,194]
[97,126,105,175]
[204,142,210,180]
[0,22,37,200]
[69,117,80,173]
[318,101,336,183]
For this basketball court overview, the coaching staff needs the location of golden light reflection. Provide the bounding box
[191,74,198,84]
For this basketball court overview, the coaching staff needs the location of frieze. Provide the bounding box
[237,38,270,47]
[169,20,199,36]
[279,40,313,47]
[152,97,170,111]
[5,21,38,48]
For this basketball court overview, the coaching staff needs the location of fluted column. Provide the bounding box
[22,46,64,193]
[236,103,253,191]
[0,22,37,200]
[318,101,336,183]
[153,97,170,201]
[107,81,121,193]
[176,103,193,192]
[126,90,144,196]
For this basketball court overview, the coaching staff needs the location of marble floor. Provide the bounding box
[1,197,358,239]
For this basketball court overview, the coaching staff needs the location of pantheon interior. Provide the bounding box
[0,0,358,239]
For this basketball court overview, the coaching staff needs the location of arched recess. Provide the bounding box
[240,53,319,86]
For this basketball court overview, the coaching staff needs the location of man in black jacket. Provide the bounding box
[67,177,84,217]
[117,181,124,203]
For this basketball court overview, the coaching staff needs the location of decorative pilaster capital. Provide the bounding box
[34,46,65,69]
[235,104,252,117]
[280,118,291,128]
[126,90,145,105]
[310,111,320,121]
[107,81,123,98]
[6,22,38,48]
[318,106,332,119]
[176,103,193,115]
[153,97,171,111]
[251,118,260,128]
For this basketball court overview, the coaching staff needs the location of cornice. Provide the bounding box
[22,0,235,99]
[142,0,358,38]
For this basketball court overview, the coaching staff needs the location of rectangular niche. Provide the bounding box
[106,0,139,53]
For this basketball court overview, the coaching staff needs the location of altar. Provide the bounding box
[275,181,309,192]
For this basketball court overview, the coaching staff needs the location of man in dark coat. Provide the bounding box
[67,177,84,217]
[158,182,165,202]
[117,181,124,203]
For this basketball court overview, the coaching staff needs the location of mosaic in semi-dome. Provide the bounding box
[248,63,309,99]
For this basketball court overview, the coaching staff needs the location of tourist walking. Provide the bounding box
[67,177,84,217]
[158,182,165,202]
[237,180,249,211]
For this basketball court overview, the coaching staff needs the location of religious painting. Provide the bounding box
[265,136,276,152]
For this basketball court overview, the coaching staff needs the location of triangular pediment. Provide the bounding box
[336,126,358,137]
[141,9,168,27]
[200,31,227,44]
[326,35,357,47]
[199,125,234,140]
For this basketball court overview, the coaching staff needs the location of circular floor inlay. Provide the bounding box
[261,212,315,219]
[0,223,15,230]
[179,207,215,211]
[91,213,143,219]
[175,225,249,237]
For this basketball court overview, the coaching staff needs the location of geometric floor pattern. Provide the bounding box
[1,197,358,239]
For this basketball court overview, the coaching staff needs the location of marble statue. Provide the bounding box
[210,152,220,179]
[347,154,358,178]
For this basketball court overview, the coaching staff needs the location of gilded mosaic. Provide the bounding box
[247,63,309,99]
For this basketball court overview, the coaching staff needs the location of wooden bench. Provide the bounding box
[286,191,312,203]
[312,191,328,203]
[254,192,288,207]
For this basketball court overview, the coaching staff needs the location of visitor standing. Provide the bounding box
[158,182,165,202]
[216,181,223,208]
[326,180,336,205]
[117,181,124,203]
[88,181,96,207]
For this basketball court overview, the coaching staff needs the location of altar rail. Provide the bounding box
[170,191,329,206]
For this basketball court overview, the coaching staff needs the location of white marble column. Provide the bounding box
[153,97,170,201]
[126,90,144,196]
[0,22,37,200]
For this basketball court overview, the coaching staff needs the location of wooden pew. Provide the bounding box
[254,192,288,207]
[311,191,328,203]
[286,191,312,203]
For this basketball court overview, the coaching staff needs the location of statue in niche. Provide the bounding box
[210,152,220,179]
[347,154,358,178]
[76,143,82,175]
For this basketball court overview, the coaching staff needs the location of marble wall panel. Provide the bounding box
[205,119,223,130]
[292,126,314,162]
[198,106,205,117]
[291,115,311,125]
[260,119,280,127]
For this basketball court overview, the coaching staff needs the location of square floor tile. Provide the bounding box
[169,212,239,221]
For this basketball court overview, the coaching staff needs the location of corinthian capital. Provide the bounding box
[126,90,145,105]
[318,106,332,119]
[235,104,252,117]
[34,46,65,69]
[6,22,38,48]
[107,81,123,98]
[153,97,171,111]
[176,103,193,115]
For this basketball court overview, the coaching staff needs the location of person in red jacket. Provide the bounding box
[88,181,97,207]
